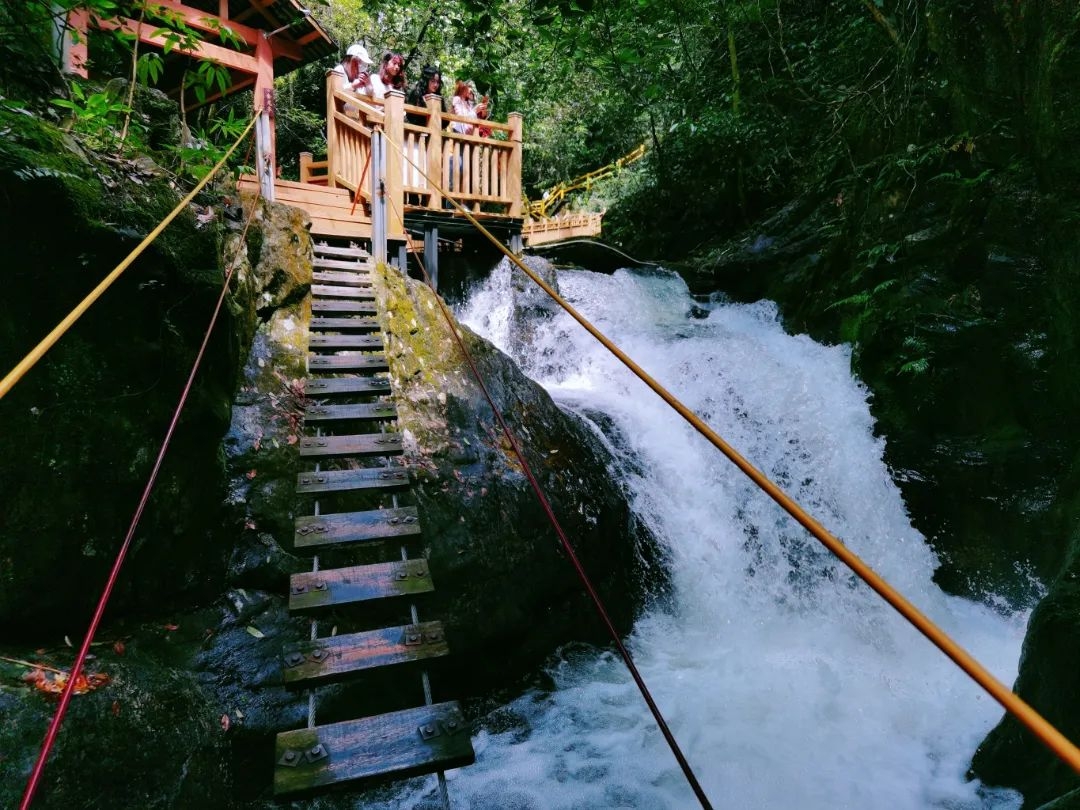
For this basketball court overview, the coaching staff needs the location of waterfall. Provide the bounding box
[396,262,1028,809]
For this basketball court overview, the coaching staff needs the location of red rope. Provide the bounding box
[20,157,263,810]
[407,253,714,810]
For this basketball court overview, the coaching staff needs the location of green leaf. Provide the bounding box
[245,626,265,639]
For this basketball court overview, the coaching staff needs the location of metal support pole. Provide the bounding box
[424,225,439,290]
[371,129,387,264]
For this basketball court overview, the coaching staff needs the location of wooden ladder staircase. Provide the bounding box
[273,240,474,798]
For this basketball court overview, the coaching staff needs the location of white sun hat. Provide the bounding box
[346,43,373,64]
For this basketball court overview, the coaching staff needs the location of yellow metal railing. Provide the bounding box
[526,142,647,219]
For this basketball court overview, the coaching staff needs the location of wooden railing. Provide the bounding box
[323,81,523,235]
[521,212,604,246]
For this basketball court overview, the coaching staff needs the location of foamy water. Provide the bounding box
[388,262,1028,809]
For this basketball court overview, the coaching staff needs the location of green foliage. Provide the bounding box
[51,81,132,150]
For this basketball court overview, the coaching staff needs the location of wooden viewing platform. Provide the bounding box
[240,79,601,264]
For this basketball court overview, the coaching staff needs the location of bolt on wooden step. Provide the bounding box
[303,402,397,422]
[308,354,389,372]
[273,701,474,797]
[296,466,409,495]
[282,620,448,687]
[308,334,384,350]
[289,559,434,613]
[293,506,421,551]
[306,376,392,396]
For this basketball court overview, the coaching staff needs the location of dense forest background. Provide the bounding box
[4,0,1080,807]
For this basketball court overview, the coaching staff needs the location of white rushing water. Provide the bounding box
[397,262,1030,809]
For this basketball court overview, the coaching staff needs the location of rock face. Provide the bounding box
[377,261,666,688]
[0,109,238,637]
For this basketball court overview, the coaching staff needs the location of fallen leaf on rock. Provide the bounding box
[112,700,121,716]
[163,623,179,631]
[244,518,256,530]
[63,636,72,647]
[220,713,231,732]
[112,640,125,656]
[245,626,265,639]
[246,469,257,479]
[24,668,111,696]
[287,434,298,445]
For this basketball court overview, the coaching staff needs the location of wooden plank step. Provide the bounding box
[309,219,372,240]
[282,621,448,687]
[294,506,421,551]
[304,402,397,422]
[308,354,389,372]
[296,466,409,495]
[312,284,375,300]
[308,334,383,350]
[314,257,374,272]
[273,701,473,796]
[311,299,377,314]
[288,559,434,613]
[298,433,403,459]
[306,376,392,396]
[313,243,369,258]
[312,270,372,287]
[310,316,380,332]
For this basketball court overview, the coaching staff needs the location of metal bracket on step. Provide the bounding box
[304,743,328,764]
[300,474,328,485]
[296,523,329,536]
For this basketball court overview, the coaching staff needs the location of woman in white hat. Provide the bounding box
[329,43,374,96]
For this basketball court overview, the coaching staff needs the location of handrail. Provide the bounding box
[322,79,523,218]
[528,142,647,219]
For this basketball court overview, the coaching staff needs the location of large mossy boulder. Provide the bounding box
[0,110,242,637]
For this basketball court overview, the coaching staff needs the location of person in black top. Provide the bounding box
[406,65,447,125]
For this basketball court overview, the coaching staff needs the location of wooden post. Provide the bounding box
[299,151,312,183]
[383,90,405,239]
[507,112,523,217]
[64,8,89,77]
[254,34,276,201]
[325,78,337,188]
[424,94,443,210]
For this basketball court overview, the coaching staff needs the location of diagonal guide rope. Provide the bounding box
[381,131,1080,775]
[19,129,264,810]
[380,188,713,808]
[0,113,259,402]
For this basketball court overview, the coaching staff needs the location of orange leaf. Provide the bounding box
[245,469,257,479]
[163,623,179,631]
[113,640,126,656]
[220,713,231,732]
